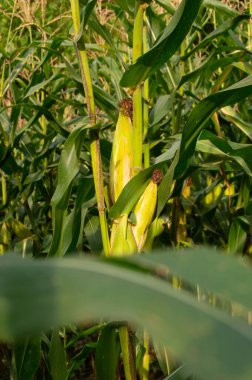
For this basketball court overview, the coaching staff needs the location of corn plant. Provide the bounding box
[1,0,252,379]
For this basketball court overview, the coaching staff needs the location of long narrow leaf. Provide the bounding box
[122,248,252,310]
[49,124,87,256]
[0,252,252,380]
[175,74,252,178]
[120,0,203,87]
[183,15,249,60]
[109,162,166,219]
[196,130,252,176]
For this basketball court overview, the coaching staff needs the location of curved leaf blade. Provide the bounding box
[122,247,252,311]
[183,15,249,60]
[221,106,252,140]
[120,0,203,87]
[175,74,252,178]
[14,337,41,380]
[203,0,239,16]
[0,252,252,380]
[49,124,87,256]
[108,162,166,219]
[49,330,67,380]
[95,324,120,380]
[196,130,252,176]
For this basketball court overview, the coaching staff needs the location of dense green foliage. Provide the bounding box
[0,0,252,379]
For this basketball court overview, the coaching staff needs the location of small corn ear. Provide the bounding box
[110,215,137,256]
[126,223,138,254]
[132,169,162,252]
[110,99,134,203]
[144,217,165,252]
[182,177,192,215]
[204,176,222,206]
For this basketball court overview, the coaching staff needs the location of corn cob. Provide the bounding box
[132,169,162,252]
[110,99,134,203]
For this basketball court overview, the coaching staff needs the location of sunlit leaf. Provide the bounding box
[120,0,203,87]
[175,75,252,178]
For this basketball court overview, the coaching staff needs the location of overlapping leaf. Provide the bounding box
[196,130,252,176]
[120,0,203,87]
[0,250,252,380]
[175,74,252,178]
[49,124,88,256]
[183,14,249,60]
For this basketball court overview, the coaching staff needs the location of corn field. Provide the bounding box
[0,0,252,379]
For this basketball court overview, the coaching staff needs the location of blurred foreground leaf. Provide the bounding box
[0,249,252,380]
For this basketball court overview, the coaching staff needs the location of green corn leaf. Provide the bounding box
[14,337,41,380]
[156,0,175,15]
[228,219,247,255]
[183,15,249,60]
[22,74,59,99]
[95,324,120,380]
[112,0,135,13]
[203,0,240,16]
[0,251,252,380]
[221,106,252,141]
[49,330,67,380]
[93,84,118,121]
[178,52,244,89]
[120,247,252,311]
[149,95,173,126]
[23,171,44,185]
[156,150,179,217]
[88,13,123,66]
[7,218,33,240]
[196,130,252,176]
[3,48,36,97]
[49,124,87,256]
[14,101,70,139]
[163,364,188,379]
[232,62,252,75]
[82,0,97,28]
[84,215,103,252]
[62,178,95,255]
[175,74,252,179]
[120,0,203,87]
[155,139,181,164]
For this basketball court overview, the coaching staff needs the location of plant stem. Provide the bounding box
[143,144,150,169]
[70,0,110,255]
[119,325,136,380]
[1,171,7,206]
[248,0,252,49]
[133,1,144,174]
[211,113,222,138]
[143,11,150,169]
[236,176,244,210]
[0,0,17,104]
[0,171,7,254]
[142,331,149,380]
[179,39,185,96]
[116,3,145,377]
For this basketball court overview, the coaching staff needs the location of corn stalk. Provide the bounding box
[133,1,144,174]
[70,0,110,255]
